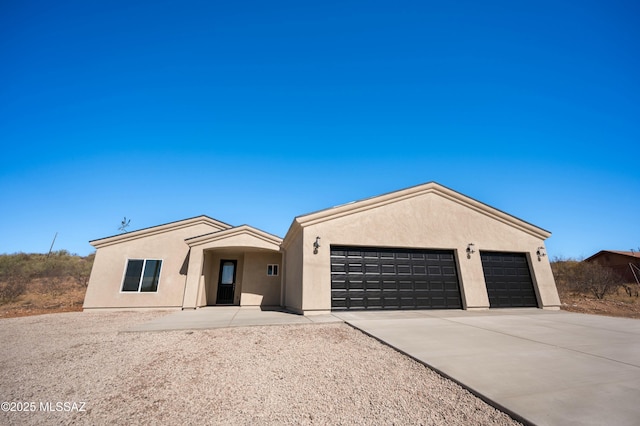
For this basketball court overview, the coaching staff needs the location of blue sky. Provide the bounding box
[1,0,638,259]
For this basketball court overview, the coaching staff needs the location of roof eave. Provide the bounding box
[293,182,551,240]
[90,215,232,249]
[186,225,283,249]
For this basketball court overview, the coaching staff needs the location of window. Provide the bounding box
[267,264,279,276]
[122,259,162,292]
[220,261,236,284]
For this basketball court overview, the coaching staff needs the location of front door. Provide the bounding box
[216,259,237,304]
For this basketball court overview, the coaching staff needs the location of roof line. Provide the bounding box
[90,215,232,248]
[186,224,283,248]
[185,224,283,243]
[585,250,640,261]
[292,181,551,238]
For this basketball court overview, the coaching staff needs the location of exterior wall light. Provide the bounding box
[536,246,547,261]
[466,243,475,258]
[313,236,321,254]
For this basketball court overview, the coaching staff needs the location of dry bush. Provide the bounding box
[0,254,30,302]
[551,257,624,300]
[0,280,27,303]
[0,251,94,303]
[621,282,639,298]
[572,262,624,299]
[550,257,580,296]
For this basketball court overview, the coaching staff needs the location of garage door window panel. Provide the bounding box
[413,265,426,275]
[397,265,411,275]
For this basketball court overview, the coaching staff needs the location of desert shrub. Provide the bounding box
[39,251,94,295]
[570,262,624,299]
[621,282,640,298]
[551,257,625,300]
[0,254,30,302]
[550,257,581,295]
[71,252,94,287]
[0,280,27,303]
[0,251,95,302]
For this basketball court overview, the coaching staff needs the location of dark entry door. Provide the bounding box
[216,259,237,304]
[481,251,538,308]
[330,246,462,310]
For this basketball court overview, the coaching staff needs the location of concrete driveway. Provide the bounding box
[334,309,640,426]
[126,306,340,332]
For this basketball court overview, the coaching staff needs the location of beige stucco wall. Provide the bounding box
[83,222,221,309]
[240,251,283,306]
[201,250,245,306]
[192,249,282,307]
[283,226,304,313]
[287,191,560,313]
[182,227,283,309]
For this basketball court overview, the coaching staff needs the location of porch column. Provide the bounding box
[182,247,204,309]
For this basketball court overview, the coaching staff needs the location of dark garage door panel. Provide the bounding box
[331,246,462,310]
[481,251,538,308]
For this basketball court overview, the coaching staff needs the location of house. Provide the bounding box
[83,182,561,313]
[584,250,640,284]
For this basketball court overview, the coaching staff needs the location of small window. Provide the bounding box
[267,264,279,276]
[220,261,236,284]
[122,259,162,292]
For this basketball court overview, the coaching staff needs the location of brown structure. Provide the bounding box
[584,250,640,284]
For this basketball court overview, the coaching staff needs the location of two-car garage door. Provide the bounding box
[331,246,538,310]
[330,246,462,310]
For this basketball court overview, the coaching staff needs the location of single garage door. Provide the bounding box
[481,251,538,308]
[330,246,462,310]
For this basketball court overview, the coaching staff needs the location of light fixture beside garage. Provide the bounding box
[536,246,547,261]
[313,236,321,254]
[466,243,476,258]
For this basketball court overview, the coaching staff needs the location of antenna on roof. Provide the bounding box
[118,217,131,233]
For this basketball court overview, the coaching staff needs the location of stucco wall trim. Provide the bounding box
[280,221,302,250]
[186,225,282,250]
[292,182,551,240]
[91,216,231,249]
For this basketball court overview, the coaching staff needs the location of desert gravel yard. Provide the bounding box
[0,311,519,425]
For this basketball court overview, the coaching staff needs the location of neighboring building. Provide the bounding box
[83,182,561,314]
[584,250,640,284]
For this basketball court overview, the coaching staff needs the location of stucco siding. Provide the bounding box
[283,228,304,313]
[240,251,283,306]
[83,223,218,309]
[295,192,560,312]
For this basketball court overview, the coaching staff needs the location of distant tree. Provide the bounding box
[569,261,624,300]
[550,256,581,296]
[551,257,626,300]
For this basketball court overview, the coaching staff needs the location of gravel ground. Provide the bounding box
[0,311,520,425]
